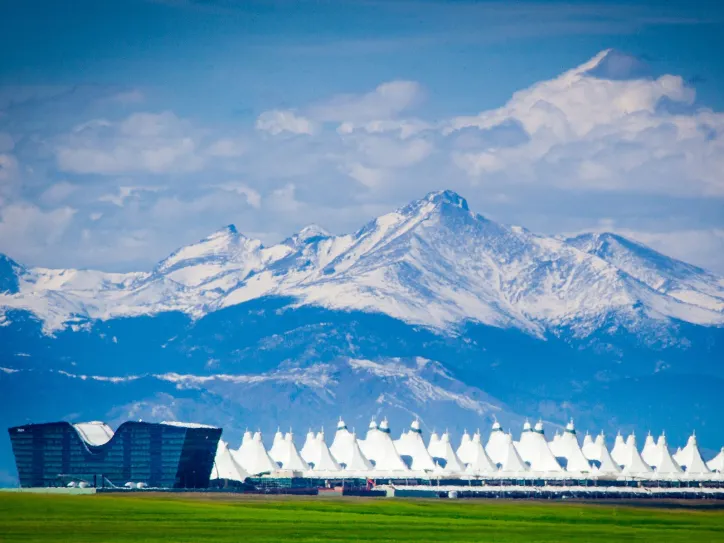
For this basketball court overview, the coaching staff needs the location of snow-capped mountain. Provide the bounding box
[1,190,722,336]
[1,190,723,485]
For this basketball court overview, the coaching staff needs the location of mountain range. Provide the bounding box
[1,190,723,485]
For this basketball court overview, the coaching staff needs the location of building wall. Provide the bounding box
[7,422,221,488]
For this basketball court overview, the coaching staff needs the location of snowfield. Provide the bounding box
[1,190,723,336]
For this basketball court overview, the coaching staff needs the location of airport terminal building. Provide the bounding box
[8,420,222,488]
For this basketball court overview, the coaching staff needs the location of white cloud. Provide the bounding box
[267,183,302,213]
[344,163,389,189]
[309,80,423,123]
[337,118,431,139]
[255,110,315,135]
[206,138,246,157]
[213,182,262,208]
[0,133,14,153]
[0,154,19,182]
[40,182,78,205]
[56,112,205,175]
[99,186,164,207]
[356,136,434,168]
[616,228,724,274]
[446,49,724,197]
[0,203,76,259]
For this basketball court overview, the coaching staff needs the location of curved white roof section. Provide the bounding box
[73,422,114,446]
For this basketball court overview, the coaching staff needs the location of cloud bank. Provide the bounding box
[0,50,723,273]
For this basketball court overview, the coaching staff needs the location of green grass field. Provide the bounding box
[1,493,723,542]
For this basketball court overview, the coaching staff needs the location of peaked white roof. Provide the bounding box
[499,434,529,474]
[360,421,408,471]
[268,428,286,464]
[485,422,509,466]
[676,433,711,475]
[344,432,374,471]
[300,429,320,464]
[329,428,355,466]
[276,432,309,471]
[707,448,724,473]
[620,434,653,475]
[309,433,341,471]
[610,432,628,466]
[434,432,465,473]
[212,440,250,481]
[456,430,474,464]
[556,422,592,473]
[428,431,446,459]
[233,432,278,475]
[394,420,436,471]
[641,433,657,467]
[464,432,498,474]
[595,438,622,475]
[653,435,682,476]
[582,433,601,461]
[516,421,563,473]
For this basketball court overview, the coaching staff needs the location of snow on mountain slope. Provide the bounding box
[568,233,724,313]
[1,191,723,335]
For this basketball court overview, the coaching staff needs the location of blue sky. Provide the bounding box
[1,0,723,272]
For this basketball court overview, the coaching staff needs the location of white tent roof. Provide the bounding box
[456,430,474,464]
[653,435,682,476]
[556,421,592,473]
[360,418,408,471]
[621,434,653,475]
[499,433,529,474]
[233,432,278,475]
[329,420,354,465]
[595,437,622,475]
[268,428,286,464]
[516,421,564,473]
[707,448,724,473]
[641,433,657,467]
[434,432,465,473]
[276,432,309,471]
[212,440,250,481]
[676,433,711,475]
[394,420,436,471]
[485,421,508,466]
[300,429,320,464]
[464,432,498,474]
[344,432,374,471]
[428,431,445,459]
[309,433,341,471]
[610,432,627,466]
[581,433,597,461]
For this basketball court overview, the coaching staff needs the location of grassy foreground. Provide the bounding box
[1,493,723,542]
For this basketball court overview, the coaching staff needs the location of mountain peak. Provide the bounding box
[211,224,239,237]
[423,190,469,211]
[297,224,330,241]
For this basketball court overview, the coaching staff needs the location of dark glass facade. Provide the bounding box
[7,421,222,488]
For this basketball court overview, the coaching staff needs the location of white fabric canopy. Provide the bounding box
[676,434,711,475]
[620,434,653,476]
[360,419,408,471]
[516,421,563,473]
[233,432,278,475]
[707,448,724,473]
[464,432,498,474]
[499,434,529,474]
[212,439,250,481]
[395,420,436,471]
[485,421,508,466]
